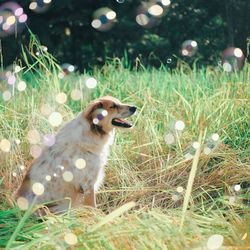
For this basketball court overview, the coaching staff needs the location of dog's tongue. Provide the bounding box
[115,118,125,123]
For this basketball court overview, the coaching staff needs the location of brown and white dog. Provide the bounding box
[16,96,136,214]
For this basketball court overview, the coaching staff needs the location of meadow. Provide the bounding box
[0,40,249,249]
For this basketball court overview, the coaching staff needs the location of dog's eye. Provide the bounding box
[110,104,119,109]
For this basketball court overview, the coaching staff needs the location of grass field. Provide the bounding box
[0,40,250,249]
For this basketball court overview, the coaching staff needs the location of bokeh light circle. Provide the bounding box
[92,7,116,32]
[192,141,200,149]
[71,89,82,101]
[176,186,184,193]
[222,47,245,72]
[136,1,171,29]
[30,145,42,158]
[211,133,219,141]
[174,120,185,131]
[43,134,56,147]
[136,6,158,28]
[17,81,26,91]
[48,112,63,127]
[206,234,224,250]
[45,175,51,181]
[172,194,180,201]
[0,139,11,152]
[7,74,16,85]
[29,0,51,14]
[0,2,27,38]
[204,147,212,155]
[59,165,64,170]
[2,90,12,101]
[19,165,25,171]
[40,104,54,116]
[60,63,75,77]
[27,129,41,144]
[64,232,78,246]
[93,118,99,125]
[32,182,45,196]
[184,153,193,160]
[181,40,198,57]
[63,171,74,182]
[56,92,67,104]
[75,158,86,169]
[148,4,164,17]
[17,196,29,210]
[15,138,21,144]
[164,133,175,145]
[85,77,97,89]
[102,110,108,117]
[234,184,241,192]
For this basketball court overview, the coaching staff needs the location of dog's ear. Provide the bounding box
[84,100,103,122]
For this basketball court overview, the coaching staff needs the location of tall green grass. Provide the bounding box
[0,38,249,249]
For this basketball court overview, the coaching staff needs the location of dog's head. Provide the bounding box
[84,96,137,135]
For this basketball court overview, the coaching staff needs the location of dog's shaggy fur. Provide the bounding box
[16,96,136,213]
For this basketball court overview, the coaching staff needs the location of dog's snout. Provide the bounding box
[129,106,137,113]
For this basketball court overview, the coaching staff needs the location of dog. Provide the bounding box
[16,96,136,214]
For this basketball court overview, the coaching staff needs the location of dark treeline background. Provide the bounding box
[1,0,250,70]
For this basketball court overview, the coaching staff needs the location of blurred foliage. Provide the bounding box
[1,0,250,70]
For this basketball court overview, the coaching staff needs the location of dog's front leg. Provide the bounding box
[83,188,96,208]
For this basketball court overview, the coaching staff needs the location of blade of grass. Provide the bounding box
[180,130,203,230]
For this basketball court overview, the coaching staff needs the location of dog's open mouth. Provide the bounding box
[112,118,132,128]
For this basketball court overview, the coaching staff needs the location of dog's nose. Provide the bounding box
[129,106,137,113]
